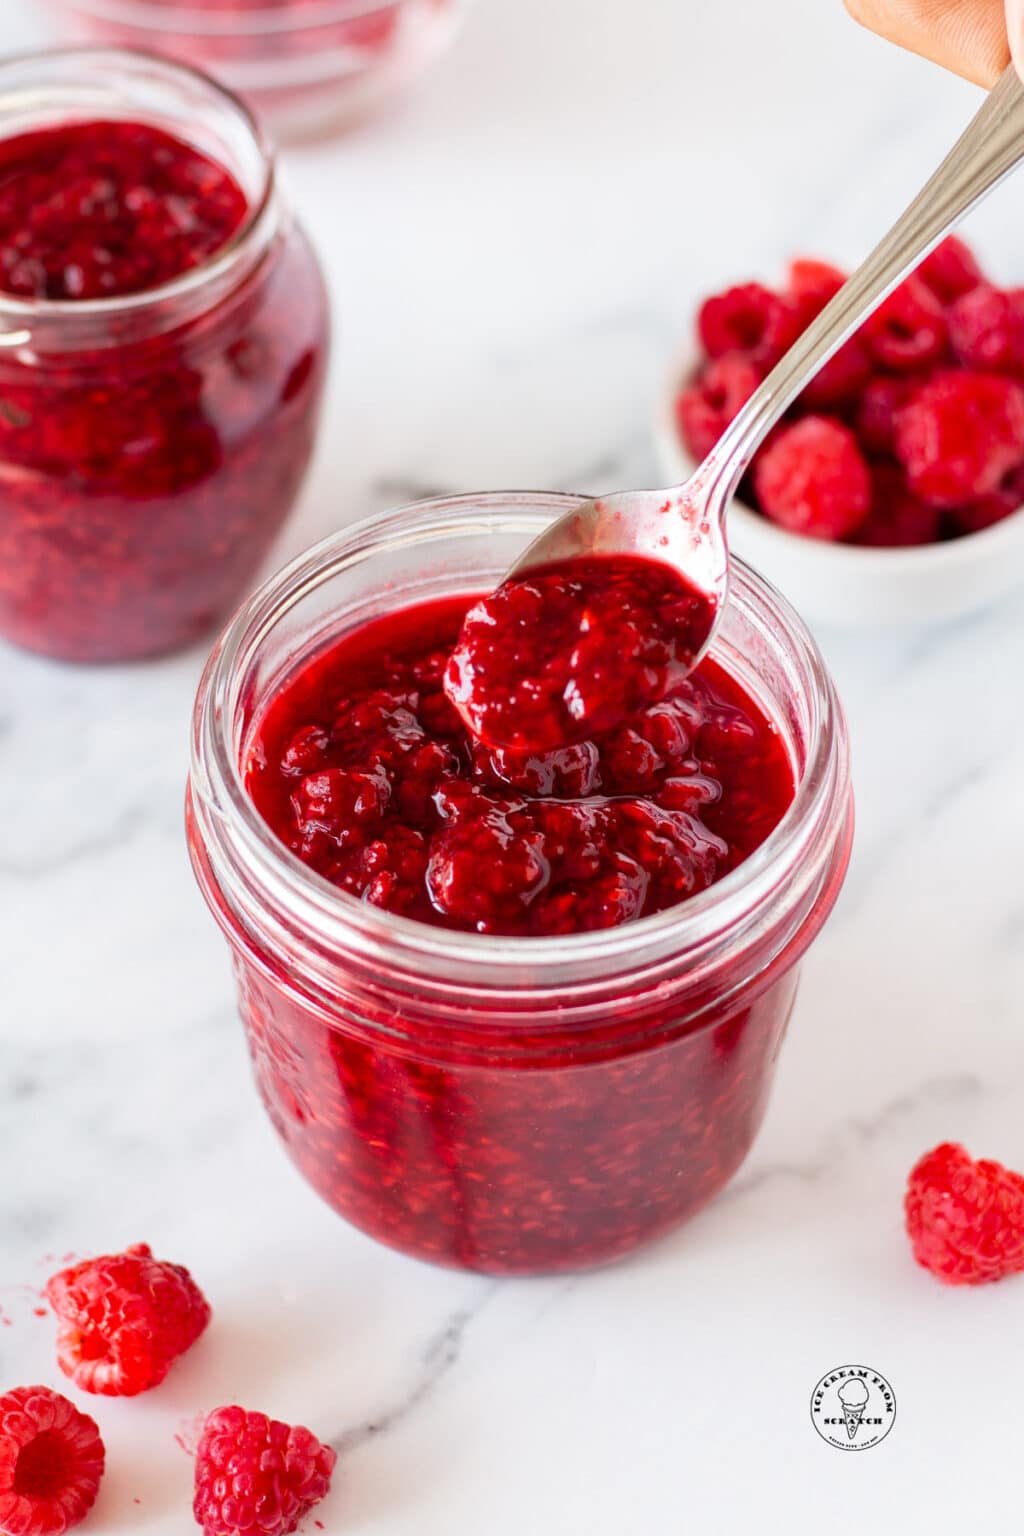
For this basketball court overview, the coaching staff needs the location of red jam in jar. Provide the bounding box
[47,0,469,141]
[188,495,853,1274]
[0,51,329,663]
[443,555,719,751]
[246,590,790,935]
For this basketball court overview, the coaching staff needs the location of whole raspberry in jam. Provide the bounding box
[46,1243,211,1397]
[675,353,763,461]
[0,121,248,301]
[0,1386,105,1536]
[443,556,717,751]
[752,416,872,539]
[193,1406,336,1536]
[894,370,1024,506]
[905,1142,1024,1285]
[916,234,985,304]
[947,283,1024,373]
[697,282,799,363]
[864,274,947,371]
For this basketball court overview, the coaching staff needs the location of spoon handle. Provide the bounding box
[699,63,1024,507]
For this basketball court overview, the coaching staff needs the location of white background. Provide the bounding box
[3,2,1024,1532]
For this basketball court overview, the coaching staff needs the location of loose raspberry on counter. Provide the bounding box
[864,274,947,371]
[46,1243,211,1398]
[752,416,872,539]
[916,234,985,304]
[675,353,763,460]
[697,282,798,363]
[193,1406,336,1536]
[0,1386,105,1536]
[947,283,1024,373]
[905,1142,1024,1285]
[894,370,1024,506]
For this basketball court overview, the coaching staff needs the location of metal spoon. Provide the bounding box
[507,63,1024,661]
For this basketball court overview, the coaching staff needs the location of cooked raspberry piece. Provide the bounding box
[905,1142,1024,1285]
[854,373,922,458]
[46,1243,211,1397]
[894,370,1024,506]
[852,465,940,546]
[675,354,763,461]
[752,416,872,540]
[0,1386,105,1536]
[697,282,798,363]
[916,234,985,304]
[444,556,717,751]
[865,274,947,370]
[193,1405,335,1536]
[948,283,1024,373]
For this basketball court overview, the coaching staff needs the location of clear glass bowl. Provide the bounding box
[45,0,472,140]
[0,49,330,663]
[187,493,854,1274]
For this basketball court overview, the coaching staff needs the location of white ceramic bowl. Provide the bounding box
[655,339,1024,626]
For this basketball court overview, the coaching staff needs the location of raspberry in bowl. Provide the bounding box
[44,0,472,142]
[0,49,329,664]
[187,492,853,1275]
[657,238,1024,625]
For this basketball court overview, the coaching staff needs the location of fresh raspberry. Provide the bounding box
[905,1142,1024,1285]
[854,373,922,458]
[697,282,798,363]
[851,465,940,546]
[865,274,947,371]
[945,467,1024,536]
[916,234,985,304]
[752,416,872,540]
[787,257,846,319]
[193,1405,336,1536]
[894,370,1024,506]
[0,1386,105,1536]
[675,354,763,461]
[948,283,1024,373]
[46,1243,211,1397]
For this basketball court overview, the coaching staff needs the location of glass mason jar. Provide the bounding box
[188,493,854,1276]
[44,0,472,142]
[0,49,330,664]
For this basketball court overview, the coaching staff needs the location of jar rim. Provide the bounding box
[53,0,407,33]
[0,47,277,328]
[189,491,852,984]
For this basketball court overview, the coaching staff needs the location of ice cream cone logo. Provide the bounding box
[810,1364,896,1451]
[837,1379,870,1440]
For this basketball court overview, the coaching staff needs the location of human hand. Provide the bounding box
[843,0,1024,87]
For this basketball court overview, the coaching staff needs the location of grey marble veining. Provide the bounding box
[3,0,1024,1530]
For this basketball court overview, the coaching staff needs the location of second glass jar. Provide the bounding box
[0,49,330,664]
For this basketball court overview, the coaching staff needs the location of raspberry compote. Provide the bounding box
[247,591,786,936]
[0,51,329,663]
[47,0,469,141]
[443,555,718,751]
[189,495,854,1274]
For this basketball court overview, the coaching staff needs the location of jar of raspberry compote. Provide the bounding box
[45,0,471,141]
[188,493,853,1276]
[0,49,329,663]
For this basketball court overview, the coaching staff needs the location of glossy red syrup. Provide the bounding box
[246,592,793,937]
[0,121,247,300]
[443,556,718,751]
[0,119,328,662]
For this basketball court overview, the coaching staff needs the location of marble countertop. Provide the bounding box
[3,1,1024,1530]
